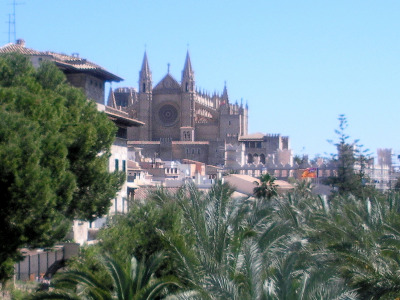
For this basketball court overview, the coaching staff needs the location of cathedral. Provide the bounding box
[0,40,292,170]
[109,51,249,166]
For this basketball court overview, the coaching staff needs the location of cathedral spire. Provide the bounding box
[222,81,229,102]
[183,51,193,76]
[181,50,195,93]
[139,51,152,93]
[141,51,150,76]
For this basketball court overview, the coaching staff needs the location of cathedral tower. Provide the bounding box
[181,51,195,131]
[138,51,153,140]
[139,51,152,93]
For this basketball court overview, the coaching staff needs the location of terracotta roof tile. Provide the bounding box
[239,132,266,140]
[0,42,41,55]
[0,41,122,82]
[133,186,181,201]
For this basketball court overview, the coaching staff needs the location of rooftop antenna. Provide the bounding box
[8,0,24,43]
[7,14,12,43]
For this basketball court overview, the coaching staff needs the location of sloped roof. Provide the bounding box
[0,40,122,82]
[153,73,181,91]
[96,103,143,127]
[127,160,142,170]
[239,132,266,140]
[0,42,41,55]
[224,174,293,196]
[105,107,144,127]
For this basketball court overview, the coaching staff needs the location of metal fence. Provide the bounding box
[14,243,79,281]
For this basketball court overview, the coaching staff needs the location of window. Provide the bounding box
[116,127,127,139]
[186,82,189,92]
[143,83,146,92]
[115,159,119,171]
[229,121,231,126]
[122,160,126,172]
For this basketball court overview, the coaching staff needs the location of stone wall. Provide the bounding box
[66,74,105,104]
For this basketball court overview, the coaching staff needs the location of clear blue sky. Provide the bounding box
[1,0,399,161]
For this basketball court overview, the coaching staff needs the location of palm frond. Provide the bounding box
[29,291,82,300]
[204,274,241,300]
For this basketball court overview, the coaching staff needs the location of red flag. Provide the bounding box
[301,168,317,178]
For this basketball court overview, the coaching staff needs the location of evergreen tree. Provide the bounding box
[325,114,375,198]
[0,53,124,280]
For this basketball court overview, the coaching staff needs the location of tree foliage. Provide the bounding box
[30,251,180,300]
[32,181,400,299]
[253,173,278,200]
[0,53,124,280]
[325,114,375,198]
[97,191,185,280]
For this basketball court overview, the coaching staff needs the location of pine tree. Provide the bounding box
[0,53,125,280]
[325,114,374,198]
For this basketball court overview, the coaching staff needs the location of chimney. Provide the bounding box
[16,39,25,47]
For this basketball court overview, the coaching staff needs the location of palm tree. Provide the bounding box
[159,182,354,300]
[303,193,400,299]
[30,252,180,300]
[262,239,358,300]
[158,181,261,298]
[253,174,278,200]
[292,180,314,199]
[158,181,353,300]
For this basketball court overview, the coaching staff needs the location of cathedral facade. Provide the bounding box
[110,52,249,166]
